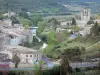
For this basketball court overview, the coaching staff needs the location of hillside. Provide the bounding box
[72,36,100,56]
[0,0,69,13]
[0,0,100,13]
[58,0,100,13]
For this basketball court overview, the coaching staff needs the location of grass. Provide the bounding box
[72,70,100,75]
[44,15,74,21]
[67,42,91,48]
[64,36,100,56]
[84,41,100,56]
[85,70,100,75]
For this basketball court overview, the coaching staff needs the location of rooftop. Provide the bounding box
[6,46,38,54]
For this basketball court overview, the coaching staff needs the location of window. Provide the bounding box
[26,55,28,57]
[9,35,14,39]
[34,54,37,57]
[30,55,32,57]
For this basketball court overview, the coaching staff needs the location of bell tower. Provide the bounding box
[81,8,90,23]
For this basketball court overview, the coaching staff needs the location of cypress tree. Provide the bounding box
[90,21,99,36]
[71,17,77,25]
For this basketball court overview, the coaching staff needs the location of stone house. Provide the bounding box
[0,19,12,27]
[79,26,92,36]
[4,46,42,64]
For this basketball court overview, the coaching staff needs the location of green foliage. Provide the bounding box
[49,66,60,75]
[33,60,45,75]
[43,44,61,58]
[62,46,85,61]
[47,31,58,45]
[60,55,72,75]
[71,17,77,25]
[19,17,33,26]
[75,67,81,72]
[12,54,20,68]
[55,30,70,42]
[87,20,94,25]
[37,21,47,35]
[48,18,60,25]
[34,15,43,25]
[30,14,43,25]
[0,0,68,13]
[42,8,60,13]
[72,72,85,75]
[40,34,48,43]
[19,12,29,19]
[0,14,7,20]
[10,16,20,24]
[23,36,42,49]
[90,21,100,36]
[48,18,60,30]
[43,45,54,57]
[72,26,80,31]
[8,70,32,75]
[24,25,29,29]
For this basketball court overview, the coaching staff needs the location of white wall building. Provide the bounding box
[0,19,12,27]
[79,26,91,36]
[1,46,42,64]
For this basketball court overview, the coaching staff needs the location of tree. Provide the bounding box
[19,12,29,19]
[40,34,48,43]
[71,17,77,25]
[0,14,7,20]
[12,54,20,68]
[60,46,85,75]
[47,31,58,45]
[30,14,43,26]
[63,47,82,61]
[19,18,33,26]
[37,21,47,35]
[60,55,72,75]
[34,15,43,25]
[90,21,99,36]
[87,20,94,25]
[48,18,60,30]
[33,60,44,75]
[55,30,69,42]
[24,25,29,29]
[48,18,60,25]
[10,16,20,24]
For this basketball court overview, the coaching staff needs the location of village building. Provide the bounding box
[0,46,42,64]
[0,18,40,64]
[60,8,92,36]
[0,19,33,46]
[60,8,91,27]
[3,12,16,17]
[0,29,42,64]
[56,27,66,33]
[0,19,12,27]
[81,8,90,24]
[79,26,92,36]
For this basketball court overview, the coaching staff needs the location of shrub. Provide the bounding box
[75,67,81,72]
[7,70,31,75]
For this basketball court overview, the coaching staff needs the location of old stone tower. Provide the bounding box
[81,8,90,23]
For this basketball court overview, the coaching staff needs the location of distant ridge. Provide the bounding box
[0,0,100,13]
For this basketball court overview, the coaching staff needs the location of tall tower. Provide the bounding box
[81,8,90,23]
